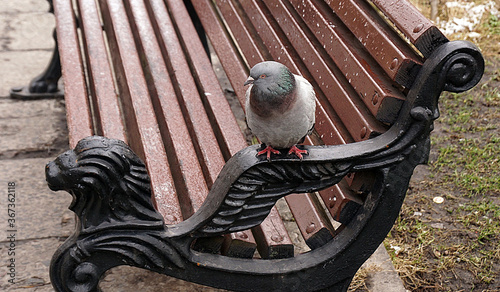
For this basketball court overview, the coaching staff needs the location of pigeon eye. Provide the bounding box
[259,74,267,79]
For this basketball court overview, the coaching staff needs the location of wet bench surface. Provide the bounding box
[54,0,447,257]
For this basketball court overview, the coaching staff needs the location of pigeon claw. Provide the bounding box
[288,145,308,160]
[257,145,281,161]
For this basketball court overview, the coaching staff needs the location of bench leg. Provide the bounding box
[10,0,63,99]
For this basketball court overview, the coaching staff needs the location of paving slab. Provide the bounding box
[0,157,75,241]
[1,238,65,292]
[101,266,226,292]
[0,0,50,14]
[1,12,55,51]
[0,51,53,97]
[0,98,67,157]
[362,244,407,291]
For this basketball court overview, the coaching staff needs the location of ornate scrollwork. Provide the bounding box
[47,137,187,292]
[441,44,484,93]
[46,136,165,234]
[194,160,353,236]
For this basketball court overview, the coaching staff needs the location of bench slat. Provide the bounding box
[370,0,448,57]
[99,0,182,224]
[321,0,422,87]
[54,0,93,148]
[252,207,294,258]
[156,0,257,256]
[163,0,248,160]
[216,0,271,67]
[319,181,365,224]
[122,0,213,219]
[138,1,225,190]
[278,0,406,125]
[193,0,249,102]
[286,193,334,249]
[77,0,126,142]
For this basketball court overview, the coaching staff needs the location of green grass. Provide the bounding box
[457,200,500,244]
[431,85,500,196]
[385,53,500,289]
[433,135,499,195]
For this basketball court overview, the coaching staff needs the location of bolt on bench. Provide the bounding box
[35,0,484,291]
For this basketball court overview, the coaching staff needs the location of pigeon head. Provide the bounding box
[245,61,296,99]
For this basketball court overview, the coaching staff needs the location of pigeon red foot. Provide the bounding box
[257,145,281,161]
[287,145,308,160]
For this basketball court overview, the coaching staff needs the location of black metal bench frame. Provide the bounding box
[23,0,484,291]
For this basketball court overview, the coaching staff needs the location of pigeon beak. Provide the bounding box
[244,76,254,86]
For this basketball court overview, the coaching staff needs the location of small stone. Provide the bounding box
[431,222,445,229]
[61,213,72,224]
[433,196,444,204]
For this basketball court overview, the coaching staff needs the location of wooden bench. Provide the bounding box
[37,0,484,291]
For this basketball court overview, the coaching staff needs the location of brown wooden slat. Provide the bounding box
[165,0,248,160]
[285,194,334,249]
[77,0,126,142]
[222,232,258,258]
[252,207,294,259]
[138,1,225,191]
[317,0,422,87]
[282,0,407,125]
[319,181,364,224]
[370,0,448,57]
[123,0,211,218]
[192,0,249,103]
[156,0,256,257]
[53,0,93,148]
[99,0,182,224]
[215,0,270,67]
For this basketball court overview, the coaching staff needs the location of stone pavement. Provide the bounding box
[0,1,406,291]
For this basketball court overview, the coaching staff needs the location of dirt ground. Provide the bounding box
[385,55,500,291]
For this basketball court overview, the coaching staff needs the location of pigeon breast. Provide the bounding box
[246,74,316,149]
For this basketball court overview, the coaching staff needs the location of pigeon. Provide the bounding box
[244,61,316,160]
